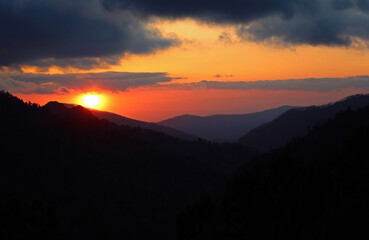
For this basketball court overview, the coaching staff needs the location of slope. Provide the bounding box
[238,94,369,152]
[178,102,369,240]
[91,109,198,141]
[0,91,252,240]
[158,106,295,142]
[53,102,197,141]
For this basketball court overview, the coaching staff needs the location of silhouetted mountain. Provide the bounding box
[44,101,96,121]
[178,103,369,240]
[0,91,252,240]
[238,94,369,152]
[158,106,295,142]
[91,109,198,141]
[46,102,197,141]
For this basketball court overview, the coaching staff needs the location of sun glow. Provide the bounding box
[82,94,101,109]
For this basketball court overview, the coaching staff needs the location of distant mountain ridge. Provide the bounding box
[158,106,296,142]
[90,109,198,141]
[238,94,369,152]
[46,102,198,141]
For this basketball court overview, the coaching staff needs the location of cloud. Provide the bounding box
[162,76,369,92]
[3,0,369,70]
[218,32,234,44]
[0,71,172,94]
[0,0,176,68]
[101,0,320,23]
[237,4,369,47]
[213,74,234,78]
[2,73,369,94]
[102,0,369,47]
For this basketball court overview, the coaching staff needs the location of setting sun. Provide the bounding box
[82,94,100,109]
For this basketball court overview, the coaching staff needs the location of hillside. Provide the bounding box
[91,109,198,141]
[54,103,197,141]
[0,91,252,240]
[178,102,369,239]
[58,103,197,141]
[238,94,369,152]
[158,106,295,142]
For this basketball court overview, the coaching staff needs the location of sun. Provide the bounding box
[82,94,101,109]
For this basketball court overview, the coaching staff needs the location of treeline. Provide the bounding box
[0,91,253,240]
[177,106,369,239]
[238,93,369,152]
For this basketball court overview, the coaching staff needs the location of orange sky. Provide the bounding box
[11,20,369,121]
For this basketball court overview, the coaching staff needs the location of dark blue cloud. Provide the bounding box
[162,76,369,92]
[0,71,172,94]
[101,0,320,23]
[3,0,369,70]
[237,0,369,46]
[102,0,369,47]
[0,0,175,68]
[2,71,369,94]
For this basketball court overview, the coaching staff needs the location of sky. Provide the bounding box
[2,0,369,122]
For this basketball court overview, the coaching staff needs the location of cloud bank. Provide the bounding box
[0,71,172,94]
[3,0,369,70]
[102,0,319,23]
[103,0,369,47]
[163,76,369,92]
[0,0,176,68]
[1,73,369,94]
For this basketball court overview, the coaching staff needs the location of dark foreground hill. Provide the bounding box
[238,94,369,152]
[0,91,252,240]
[178,103,369,239]
[158,106,295,142]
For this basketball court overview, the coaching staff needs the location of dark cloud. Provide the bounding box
[2,72,368,94]
[0,71,172,94]
[0,0,176,68]
[237,2,369,46]
[102,0,369,47]
[101,0,320,23]
[3,0,369,70]
[163,76,369,92]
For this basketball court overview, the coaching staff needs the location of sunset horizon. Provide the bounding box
[11,88,369,122]
[2,1,369,121]
[2,0,369,239]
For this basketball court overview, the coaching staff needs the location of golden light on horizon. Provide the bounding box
[81,94,101,109]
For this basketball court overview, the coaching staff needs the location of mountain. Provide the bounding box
[238,94,369,152]
[90,109,198,141]
[0,91,252,240]
[158,106,296,142]
[50,102,197,141]
[178,102,369,240]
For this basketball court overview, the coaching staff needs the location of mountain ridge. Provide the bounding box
[238,93,369,152]
[158,105,297,142]
[44,101,198,141]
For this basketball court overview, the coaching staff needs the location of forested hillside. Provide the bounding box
[238,94,369,152]
[178,105,369,239]
[158,106,295,142]
[0,91,252,240]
